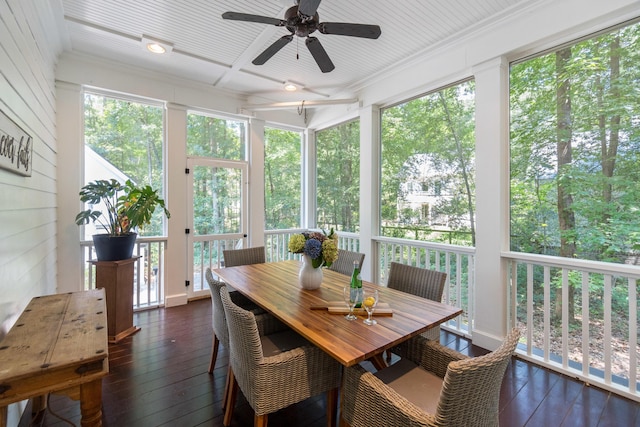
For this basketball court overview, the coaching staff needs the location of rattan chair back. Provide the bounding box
[223,246,266,267]
[328,249,365,276]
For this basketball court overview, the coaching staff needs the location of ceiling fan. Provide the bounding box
[222,0,381,73]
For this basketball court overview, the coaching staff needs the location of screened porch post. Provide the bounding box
[359,104,379,283]
[472,57,510,350]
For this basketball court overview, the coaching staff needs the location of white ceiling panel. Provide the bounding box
[59,0,537,105]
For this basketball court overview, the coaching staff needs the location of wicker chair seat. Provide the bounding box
[341,329,521,427]
[221,287,342,426]
[373,358,443,413]
[205,268,284,375]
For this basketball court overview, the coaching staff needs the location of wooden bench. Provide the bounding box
[0,289,108,427]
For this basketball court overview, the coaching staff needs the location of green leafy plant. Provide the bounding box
[75,179,170,236]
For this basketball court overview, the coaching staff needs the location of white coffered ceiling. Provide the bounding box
[58,0,534,106]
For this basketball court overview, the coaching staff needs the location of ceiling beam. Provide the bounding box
[242,98,359,111]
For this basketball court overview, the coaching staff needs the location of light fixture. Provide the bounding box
[284,81,303,92]
[141,35,173,55]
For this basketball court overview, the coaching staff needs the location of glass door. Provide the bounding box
[187,158,248,299]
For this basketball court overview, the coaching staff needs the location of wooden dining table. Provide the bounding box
[214,260,462,367]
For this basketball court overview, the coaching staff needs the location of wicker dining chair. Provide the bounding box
[205,268,279,374]
[221,287,342,427]
[387,262,447,341]
[340,328,521,427]
[206,272,288,412]
[328,249,365,276]
[223,246,266,267]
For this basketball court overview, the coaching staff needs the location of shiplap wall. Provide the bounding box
[0,0,63,418]
[0,3,64,421]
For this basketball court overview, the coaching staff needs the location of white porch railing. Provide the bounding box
[374,236,474,337]
[265,229,362,262]
[80,231,638,400]
[504,252,639,401]
[191,236,242,293]
[81,237,167,310]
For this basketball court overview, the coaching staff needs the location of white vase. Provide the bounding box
[299,254,323,290]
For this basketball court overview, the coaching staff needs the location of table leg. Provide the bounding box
[0,405,6,427]
[31,395,48,425]
[327,387,338,427]
[370,353,387,370]
[79,379,103,427]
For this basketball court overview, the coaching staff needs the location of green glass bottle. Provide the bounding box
[350,260,363,308]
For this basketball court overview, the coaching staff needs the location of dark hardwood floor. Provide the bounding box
[21,298,639,427]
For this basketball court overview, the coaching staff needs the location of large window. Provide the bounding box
[509,22,640,388]
[380,80,476,245]
[316,120,360,233]
[83,92,165,238]
[264,126,302,230]
[510,21,640,263]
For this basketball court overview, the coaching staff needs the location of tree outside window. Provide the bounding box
[264,127,302,230]
[83,92,165,238]
[186,113,246,160]
[316,120,360,233]
[380,81,476,245]
[509,21,640,378]
[510,22,640,265]
[187,113,247,236]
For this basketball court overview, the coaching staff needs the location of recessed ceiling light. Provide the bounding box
[147,43,166,54]
[284,81,303,92]
[141,35,173,55]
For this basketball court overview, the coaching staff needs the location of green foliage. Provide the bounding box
[510,21,640,263]
[187,114,245,160]
[84,93,166,236]
[186,113,248,235]
[75,179,170,236]
[316,120,360,232]
[380,81,476,244]
[264,127,302,229]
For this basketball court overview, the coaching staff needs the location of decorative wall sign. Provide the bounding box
[0,109,33,177]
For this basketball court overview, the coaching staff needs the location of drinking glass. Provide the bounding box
[343,285,360,321]
[362,289,379,325]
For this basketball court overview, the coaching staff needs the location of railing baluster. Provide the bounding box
[543,266,551,361]
[527,263,534,356]
[455,252,461,331]
[629,277,637,394]
[581,271,590,378]
[604,274,612,384]
[561,268,569,369]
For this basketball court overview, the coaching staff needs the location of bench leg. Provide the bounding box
[79,379,103,427]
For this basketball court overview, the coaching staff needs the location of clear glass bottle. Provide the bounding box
[350,260,363,308]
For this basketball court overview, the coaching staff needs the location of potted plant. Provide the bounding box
[75,178,170,261]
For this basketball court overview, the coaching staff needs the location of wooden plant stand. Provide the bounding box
[90,256,141,343]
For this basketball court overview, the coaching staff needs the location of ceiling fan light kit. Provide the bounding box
[222,0,381,73]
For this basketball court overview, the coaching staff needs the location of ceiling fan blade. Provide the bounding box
[298,0,322,18]
[319,22,381,39]
[222,11,285,26]
[253,35,294,65]
[305,37,335,73]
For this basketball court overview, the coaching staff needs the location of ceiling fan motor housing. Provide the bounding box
[285,6,319,37]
